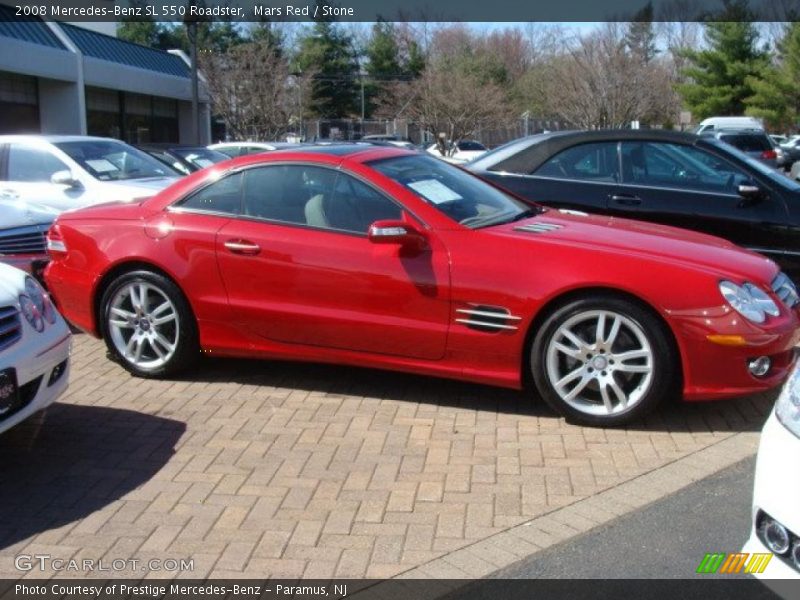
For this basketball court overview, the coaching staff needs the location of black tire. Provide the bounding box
[530,294,679,427]
[99,270,199,378]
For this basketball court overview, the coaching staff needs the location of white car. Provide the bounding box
[208,141,301,158]
[0,135,178,213]
[743,348,800,581]
[426,140,488,163]
[0,263,70,435]
[0,199,58,278]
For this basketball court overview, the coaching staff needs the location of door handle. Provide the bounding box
[609,194,642,206]
[224,239,261,255]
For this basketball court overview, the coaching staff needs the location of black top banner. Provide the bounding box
[4,0,799,22]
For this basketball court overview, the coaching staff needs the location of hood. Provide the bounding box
[0,262,25,303]
[0,199,58,230]
[492,210,778,283]
[99,177,179,201]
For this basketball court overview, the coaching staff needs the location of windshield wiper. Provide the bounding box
[508,208,539,222]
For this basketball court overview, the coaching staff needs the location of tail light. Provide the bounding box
[46,224,67,256]
[761,149,777,160]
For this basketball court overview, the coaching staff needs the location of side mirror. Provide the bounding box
[737,183,762,200]
[368,220,426,249]
[51,170,82,189]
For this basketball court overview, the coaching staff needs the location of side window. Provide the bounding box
[323,173,403,233]
[241,165,337,226]
[534,142,619,182]
[621,142,751,194]
[8,145,69,183]
[176,172,243,214]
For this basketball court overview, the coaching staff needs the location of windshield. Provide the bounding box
[705,139,800,191]
[55,140,174,181]
[369,154,536,229]
[458,141,487,151]
[719,134,772,153]
[172,147,229,170]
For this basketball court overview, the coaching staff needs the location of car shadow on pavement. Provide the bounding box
[0,404,185,551]
[178,356,775,434]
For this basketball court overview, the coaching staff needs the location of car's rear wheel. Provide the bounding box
[530,295,678,426]
[100,270,198,378]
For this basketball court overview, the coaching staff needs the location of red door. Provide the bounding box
[214,164,451,360]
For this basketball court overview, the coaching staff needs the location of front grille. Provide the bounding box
[772,272,799,309]
[0,225,47,255]
[0,305,21,351]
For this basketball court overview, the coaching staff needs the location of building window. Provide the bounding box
[86,87,178,144]
[0,71,39,134]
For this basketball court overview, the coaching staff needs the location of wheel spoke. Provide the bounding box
[132,337,144,362]
[111,307,135,320]
[616,364,651,373]
[137,284,149,312]
[109,318,134,329]
[150,301,172,318]
[149,337,165,360]
[563,374,591,402]
[615,349,650,362]
[556,365,584,389]
[554,341,582,360]
[595,313,606,345]
[599,382,614,413]
[152,312,176,326]
[608,377,628,408]
[605,316,621,347]
[153,332,176,354]
[560,329,586,352]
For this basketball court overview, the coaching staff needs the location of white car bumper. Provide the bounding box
[743,409,800,579]
[0,318,70,435]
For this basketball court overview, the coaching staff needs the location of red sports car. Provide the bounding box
[44,146,800,426]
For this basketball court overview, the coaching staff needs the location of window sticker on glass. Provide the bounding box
[408,179,463,204]
[86,159,119,173]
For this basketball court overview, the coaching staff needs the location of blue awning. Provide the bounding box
[0,6,67,50]
[61,23,189,79]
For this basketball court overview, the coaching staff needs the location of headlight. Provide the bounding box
[19,277,54,332]
[776,366,800,438]
[19,294,44,332]
[719,280,780,323]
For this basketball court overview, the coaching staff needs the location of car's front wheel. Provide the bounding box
[100,270,198,378]
[530,295,678,426]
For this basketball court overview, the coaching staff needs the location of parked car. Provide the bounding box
[702,129,781,169]
[743,356,800,580]
[695,116,764,135]
[780,136,800,169]
[138,144,229,176]
[0,135,178,213]
[427,140,488,163]
[0,263,70,435]
[44,146,800,427]
[208,142,301,158]
[361,135,416,149]
[468,130,800,281]
[0,199,57,280]
[771,134,789,146]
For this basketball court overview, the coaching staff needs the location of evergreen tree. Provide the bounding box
[676,1,767,118]
[746,23,800,131]
[625,2,658,63]
[296,20,360,118]
[364,20,402,117]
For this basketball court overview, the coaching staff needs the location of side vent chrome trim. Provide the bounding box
[514,222,564,234]
[455,306,521,333]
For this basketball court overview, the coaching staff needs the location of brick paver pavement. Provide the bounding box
[0,334,774,579]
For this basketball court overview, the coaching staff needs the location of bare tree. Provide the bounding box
[540,25,678,129]
[396,65,513,150]
[200,40,314,141]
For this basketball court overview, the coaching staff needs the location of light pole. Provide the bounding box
[184,1,203,145]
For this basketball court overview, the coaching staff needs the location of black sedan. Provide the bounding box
[468,130,800,280]
[138,144,229,176]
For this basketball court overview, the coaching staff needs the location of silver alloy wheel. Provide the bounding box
[107,281,179,371]
[544,309,654,416]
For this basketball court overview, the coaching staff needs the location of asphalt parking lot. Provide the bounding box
[0,333,775,579]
